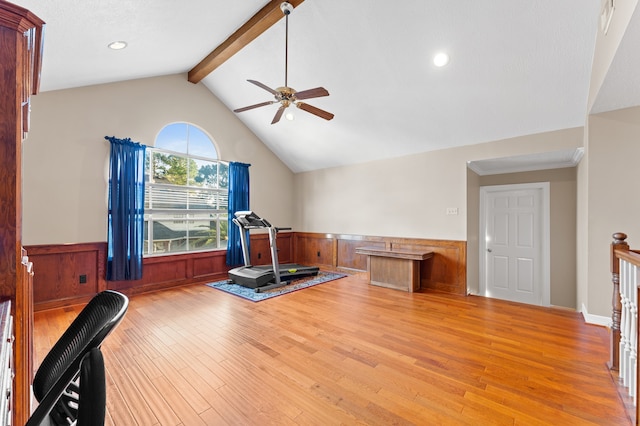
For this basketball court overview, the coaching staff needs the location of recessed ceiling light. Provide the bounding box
[108,41,128,50]
[433,52,450,67]
[285,112,295,121]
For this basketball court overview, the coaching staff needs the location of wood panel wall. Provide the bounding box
[26,242,229,310]
[248,232,292,266]
[26,232,465,308]
[294,233,467,295]
[107,249,229,296]
[26,243,107,311]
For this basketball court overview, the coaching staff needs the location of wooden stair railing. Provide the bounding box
[610,232,640,424]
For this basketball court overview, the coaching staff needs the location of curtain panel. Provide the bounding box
[105,136,146,281]
[226,162,251,266]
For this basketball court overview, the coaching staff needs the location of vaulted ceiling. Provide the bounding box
[11,0,640,172]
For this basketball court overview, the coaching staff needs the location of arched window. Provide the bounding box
[144,123,229,255]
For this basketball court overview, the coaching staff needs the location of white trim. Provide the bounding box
[581,303,612,327]
[542,182,551,307]
[467,148,584,176]
[479,182,551,307]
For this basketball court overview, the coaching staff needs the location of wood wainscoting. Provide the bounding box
[25,233,294,310]
[25,242,230,311]
[26,232,464,309]
[26,243,108,311]
[107,250,229,296]
[247,232,293,265]
[293,233,467,295]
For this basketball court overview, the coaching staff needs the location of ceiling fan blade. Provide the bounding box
[296,102,334,121]
[234,101,275,113]
[271,105,286,124]
[294,87,330,100]
[248,79,278,95]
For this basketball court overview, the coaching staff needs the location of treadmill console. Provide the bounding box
[234,211,272,228]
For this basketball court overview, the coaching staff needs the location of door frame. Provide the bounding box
[479,182,551,306]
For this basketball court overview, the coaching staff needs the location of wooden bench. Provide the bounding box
[355,247,434,292]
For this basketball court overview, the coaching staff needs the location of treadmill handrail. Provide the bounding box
[232,211,282,283]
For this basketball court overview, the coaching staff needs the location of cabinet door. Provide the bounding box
[0,301,12,426]
[0,3,45,425]
[14,252,34,426]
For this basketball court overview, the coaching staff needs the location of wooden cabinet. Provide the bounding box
[0,301,12,426]
[355,247,434,292]
[0,2,44,424]
[16,252,34,421]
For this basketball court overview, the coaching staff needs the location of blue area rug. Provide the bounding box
[206,271,347,302]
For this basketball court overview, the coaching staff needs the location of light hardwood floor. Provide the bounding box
[34,274,628,425]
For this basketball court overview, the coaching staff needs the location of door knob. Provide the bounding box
[487,248,492,252]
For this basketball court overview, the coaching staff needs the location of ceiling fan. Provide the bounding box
[233,2,334,124]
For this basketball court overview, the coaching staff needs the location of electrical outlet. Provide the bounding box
[446,207,458,215]
[79,274,87,284]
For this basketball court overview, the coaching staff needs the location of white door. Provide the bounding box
[479,183,550,306]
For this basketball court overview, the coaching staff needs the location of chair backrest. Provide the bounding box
[77,347,106,425]
[26,290,127,426]
[32,290,128,402]
[28,347,109,426]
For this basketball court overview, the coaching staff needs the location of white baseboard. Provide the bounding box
[581,303,612,327]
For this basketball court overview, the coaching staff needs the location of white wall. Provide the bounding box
[579,0,639,318]
[294,127,583,241]
[585,106,640,317]
[588,0,639,111]
[22,74,294,245]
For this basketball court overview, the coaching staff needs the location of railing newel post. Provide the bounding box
[610,232,629,371]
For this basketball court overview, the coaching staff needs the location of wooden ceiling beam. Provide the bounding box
[188,0,305,84]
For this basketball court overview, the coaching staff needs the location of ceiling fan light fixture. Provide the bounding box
[433,52,450,67]
[108,41,128,50]
[280,2,293,15]
[233,1,334,124]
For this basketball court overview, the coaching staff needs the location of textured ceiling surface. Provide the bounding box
[591,3,640,114]
[11,0,637,173]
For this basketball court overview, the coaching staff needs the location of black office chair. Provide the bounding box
[26,290,128,426]
[76,347,106,425]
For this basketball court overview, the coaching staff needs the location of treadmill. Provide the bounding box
[228,211,319,292]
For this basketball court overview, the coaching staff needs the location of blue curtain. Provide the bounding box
[105,136,146,281]
[226,162,251,266]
